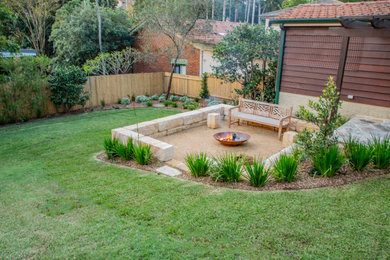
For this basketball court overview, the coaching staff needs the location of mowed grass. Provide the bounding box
[0,108,389,259]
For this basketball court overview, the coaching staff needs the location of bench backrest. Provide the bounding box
[238,98,292,120]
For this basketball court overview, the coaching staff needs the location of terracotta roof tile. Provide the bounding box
[188,20,239,45]
[274,1,390,20]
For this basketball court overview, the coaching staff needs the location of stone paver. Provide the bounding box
[335,115,390,144]
[156,166,182,177]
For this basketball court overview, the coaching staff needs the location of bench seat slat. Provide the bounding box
[231,112,289,127]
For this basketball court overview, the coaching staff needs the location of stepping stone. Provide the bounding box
[156,166,182,177]
[153,104,165,108]
[165,159,189,172]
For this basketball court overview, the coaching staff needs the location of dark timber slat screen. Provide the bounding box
[280,27,390,108]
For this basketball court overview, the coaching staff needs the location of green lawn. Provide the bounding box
[0,108,389,259]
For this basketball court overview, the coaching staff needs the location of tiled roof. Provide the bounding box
[273,1,390,20]
[188,20,239,45]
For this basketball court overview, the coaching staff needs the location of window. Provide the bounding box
[173,64,186,75]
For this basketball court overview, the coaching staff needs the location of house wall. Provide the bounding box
[133,30,200,76]
[279,27,390,109]
[199,50,219,75]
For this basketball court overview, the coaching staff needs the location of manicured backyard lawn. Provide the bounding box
[0,108,389,258]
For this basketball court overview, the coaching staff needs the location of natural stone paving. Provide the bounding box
[156,166,182,177]
[335,115,390,144]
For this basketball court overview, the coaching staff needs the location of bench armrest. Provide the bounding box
[279,115,291,122]
[228,105,240,112]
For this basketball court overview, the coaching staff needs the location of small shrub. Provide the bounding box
[169,95,179,101]
[200,72,210,99]
[135,95,150,103]
[185,153,210,177]
[222,100,227,104]
[121,97,131,107]
[117,139,134,161]
[182,104,188,109]
[151,94,159,100]
[370,135,390,169]
[104,138,120,159]
[211,153,243,182]
[164,100,171,107]
[194,97,200,102]
[159,94,166,102]
[131,94,135,101]
[312,146,344,177]
[188,103,199,111]
[49,65,89,112]
[100,99,106,108]
[146,101,153,107]
[179,96,188,102]
[172,102,178,108]
[133,143,152,165]
[344,136,372,171]
[245,158,270,187]
[117,98,121,104]
[272,154,298,183]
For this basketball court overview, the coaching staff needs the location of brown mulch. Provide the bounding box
[97,152,389,192]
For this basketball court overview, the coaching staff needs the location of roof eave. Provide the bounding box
[269,18,340,25]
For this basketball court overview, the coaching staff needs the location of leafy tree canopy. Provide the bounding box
[50,0,134,66]
[212,23,279,99]
[0,2,19,53]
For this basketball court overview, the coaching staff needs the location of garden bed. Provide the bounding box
[96,152,389,191]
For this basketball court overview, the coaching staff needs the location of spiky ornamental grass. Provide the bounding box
[133,143,152,165]
[244,158,270,187]
[344,136,372,171]
[370,135,390,169]
[312,146,344,177]
[211,153,243,182]
[117,138,134,161]
[272,154,298,183]
[103,138,120,159]
[185,153,210,178]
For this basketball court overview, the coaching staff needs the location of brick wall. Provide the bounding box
[133,30,200,76]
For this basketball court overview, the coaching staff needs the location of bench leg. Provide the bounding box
[278,127,282,140]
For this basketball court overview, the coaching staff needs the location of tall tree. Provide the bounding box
[251,0,256,25]
[5,0,59,55]
[222,0,226,21]
[212,0,215,20]
[95,0,102,52]
[0,2,19,53]
[136,0,208,98]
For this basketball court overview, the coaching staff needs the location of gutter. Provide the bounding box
[275,24,286,105]
[269,18,340,25]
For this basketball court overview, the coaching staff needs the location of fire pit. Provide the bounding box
[213,132,250,146]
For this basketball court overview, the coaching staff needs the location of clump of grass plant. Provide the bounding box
[312,145,344,177]
[211,153,242,182]
[272,154,298,183]
[103,137,120,159]
[344,136,372,171]
[369,135,390,169]
[244,158,270,187]
[185,153,210,177]
[117,138,134,161]
[133,143,152,165]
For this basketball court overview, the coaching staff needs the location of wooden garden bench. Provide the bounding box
[228,98,293,140]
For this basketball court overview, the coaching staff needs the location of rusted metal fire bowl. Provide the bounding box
[213,132,250,146]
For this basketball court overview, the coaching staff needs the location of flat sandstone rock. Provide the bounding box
[156,166,182,177]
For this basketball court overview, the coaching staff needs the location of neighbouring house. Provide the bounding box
[270,1,390,119]
[133,20,239,76]
[0,49,37,58]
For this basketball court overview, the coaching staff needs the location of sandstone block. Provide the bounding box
[295,119,319,133]
[207,113,220,129]
[282,131,298,148]
[111,128,144,144]
[156,115,184,132]
[182,110,203,125]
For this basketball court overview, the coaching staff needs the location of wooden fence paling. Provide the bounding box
[42,72,242,116]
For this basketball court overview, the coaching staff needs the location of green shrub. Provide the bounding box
[344,136,372,171]
[121,97,131,107]
[169,95,179,101]
[0,56,50,124]
[369,135,390,169]
[151,94,159,100]
[49,65,89,112]
[100,99,105,108]
[182,104,188,109]
[185,153,210,177]
[117,98,121,104]
[172,102,178,108]
[179,96,188,102]
[312,146,344,177]
[164,100,171,107]
[272,154,298,183]
[135,95,150,103]
[117,139,134,161]
[245,158,270,187]
[211,153,242,182]
[159,94,166,102]
[146,101,153,107]
[104,138,120,159]
[200,72,209,99]
[194,97,200,102]
[133,143,152,165]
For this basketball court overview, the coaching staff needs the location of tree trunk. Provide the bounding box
[258,1,261,24]
[246,0,251,23]
[222,0,226,21]
[229,0,232,21]
[95,0,102,52]
[212,0,215,20]
[235,8,238,22]
[244,1,248,22]
[166,59,178,99]
[251,0,256,25]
